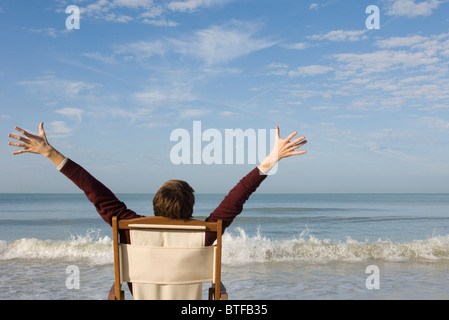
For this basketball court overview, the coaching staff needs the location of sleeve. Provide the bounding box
[204,167,267,246]
[59,158,143,226]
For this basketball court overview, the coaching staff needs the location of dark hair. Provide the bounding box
[153,180,195,219]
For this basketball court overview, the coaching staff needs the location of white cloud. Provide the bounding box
[283,42,309,50]
[114,40,167,60]
[142,18,178,26]
[47,121,73,138]
[17,74,101,97]
[385,0,443,17]
[75,0,235,24]
[55,108,84,122]
[308,30,368,42]
[179,108,209,118]
[334,50,439,76]
[220,110,242,118]
[375,33,449,58]
[421,116,449,131]
[264,62,289,76]
[135,90,171,105]
[135,81,196,106]
[81,0,110,17]
[276,30,449,119]
[288,65,334,77]
[81,52,117,64]
[112,0,154,8]
[79,0,154,23]
[140,5,164,18]
[167,0,234,12]
[170,21,275,65]
[25,27,59,38]
[376,35,429,48]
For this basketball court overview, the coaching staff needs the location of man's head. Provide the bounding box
[153,180,195,219]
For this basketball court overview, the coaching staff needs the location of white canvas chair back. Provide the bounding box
[110,216,223,300]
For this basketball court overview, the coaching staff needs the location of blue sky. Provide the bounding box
[1,0,449,194]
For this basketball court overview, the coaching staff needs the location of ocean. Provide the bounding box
[0,193,448,300]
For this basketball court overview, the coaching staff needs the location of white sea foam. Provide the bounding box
[1,228,449,266]
[0,229,113,265]
[222,228,449,265]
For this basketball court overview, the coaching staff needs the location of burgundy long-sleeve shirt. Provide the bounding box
[59,159,267,246]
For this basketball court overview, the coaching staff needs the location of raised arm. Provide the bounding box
[8,122,141,231]
[8,122,65,167]
[205,126,307,245]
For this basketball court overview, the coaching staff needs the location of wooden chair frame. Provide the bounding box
[108,216,224,300]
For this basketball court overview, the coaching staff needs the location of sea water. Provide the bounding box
[0,193,448,300]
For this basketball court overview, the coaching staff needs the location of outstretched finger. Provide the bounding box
[290,137,307,147]
[290,141,307,151]
[12,149,29,155]
[8,133,28,142]
[14,126,32,138]
[8,142,26,148]
[289,136,306,145]
[284,131,298,142]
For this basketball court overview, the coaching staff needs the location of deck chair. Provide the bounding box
[108,216,227,300]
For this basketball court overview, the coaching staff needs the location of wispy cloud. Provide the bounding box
[288,65,334,77]
[55,108,84,122]
[81,52,117,64]
[375,32,449,56]
[75,0,161,24]
[264,62,289,76]
[421,116,449,131]
[80,0,133,23]
[255,29,449,126]
[25,27,58,38]
[384,0,445,17]
[114,40,167,60]
[167,0,235,12]
[142,17,179,27]
[332,32,449,80]
[16,73,101,97]
[114,21,274,66]
[112,0,154,8]
[46,121,73,138]
[308,30,368,42]
[282,42,309,50]
[135,84,196,106]
[334,50,439,76]
[169,21,275,66]
[179,108,209,118]
[71,0,235,25]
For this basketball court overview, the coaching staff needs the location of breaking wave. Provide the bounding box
[222,228,449,265]
[0,229,113,265]
[1,228,449,266]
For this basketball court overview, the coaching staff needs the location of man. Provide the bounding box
[8,122,307,247]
